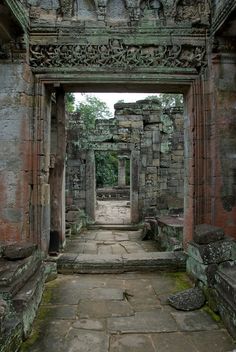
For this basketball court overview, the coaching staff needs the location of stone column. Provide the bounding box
[118,156,126,187]
[85,150,96,221]
[131,150,140,223]
[49,88,66,252]
[0,59,34,244]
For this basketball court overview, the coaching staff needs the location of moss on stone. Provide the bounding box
[167,272,193,292]
[202,306,221,322]
[20,320,41,351]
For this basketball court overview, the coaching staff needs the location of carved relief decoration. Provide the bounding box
[30,41,206,71]
[140,0,164,19]
[58,0,210,26]
[174,0,210,25]
[59,0,73,16]
[73,0,97,19]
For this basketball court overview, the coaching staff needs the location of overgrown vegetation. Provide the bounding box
[95,151,118,188]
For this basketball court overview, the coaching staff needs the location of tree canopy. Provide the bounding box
[146,93,183,108]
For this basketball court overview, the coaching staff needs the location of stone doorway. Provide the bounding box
[95,150,131,225]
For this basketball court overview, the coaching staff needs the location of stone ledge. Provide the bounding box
[57,252,186,274]
[215,262,236,309]
[0,251,42,300]
[0,318,22,352]
[12,264,46,338]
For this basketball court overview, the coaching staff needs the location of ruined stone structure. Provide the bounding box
[0,0,235,249]
[66,100,184,222]
[0,0,236,348]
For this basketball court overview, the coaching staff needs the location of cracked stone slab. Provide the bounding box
[72,319,105,331]
[188,331,236,352]
[65,329,109,352]
[107,310,178,333]
[38,305,78,320]
[84,288,124,301]
[78,300,134,319]
[110,334,155,352]
[151,332,198,352]
[171,310,219,331]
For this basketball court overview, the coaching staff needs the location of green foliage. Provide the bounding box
[76,94,112,129]
[146,93,183,109]
[65,93,76,113]
[95,151,118,188]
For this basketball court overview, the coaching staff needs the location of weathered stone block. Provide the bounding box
[193,224,225,244]
[186,257,218,286]
[215,261,236,308]
[3,243,37,260]
[66,210,81,222]
[168,287,205,311]
[216,290,236,339]
[187,240,232,264]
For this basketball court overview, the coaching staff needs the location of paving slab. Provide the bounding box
[72,319,105,331]
[186,330,236,352]
[151,332,198,352]
[21,222,236,352]
[107,310,179,333]
[78,300,134,318]
[65,329,109,352]
[109,334,155,352]
[20,272,236,352]
[171,310,219,331]
[38,305,78,320]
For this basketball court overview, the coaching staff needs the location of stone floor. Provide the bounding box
[20,228,236,351]
[95,200,131,225]
[20,271,236,352]
[64,228,160,255]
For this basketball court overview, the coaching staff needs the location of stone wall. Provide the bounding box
[66,99,184,222]
[0,60,34,243]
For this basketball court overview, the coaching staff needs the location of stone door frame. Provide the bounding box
[86,148,139,224]
[34,71,208,251]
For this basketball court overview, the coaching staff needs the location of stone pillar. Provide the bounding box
[118,156,126,187]
[0,59,34,244]
[85,150,96,221]
[49,88,66,252]
[209,52,236,239]
[184,75,210,247]
[131,150,140,223]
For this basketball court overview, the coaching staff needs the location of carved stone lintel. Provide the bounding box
[30,41,206,72]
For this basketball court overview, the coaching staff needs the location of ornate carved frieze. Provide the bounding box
[174,0,210,25]
[56,0,210,27]
[30,40,206,71]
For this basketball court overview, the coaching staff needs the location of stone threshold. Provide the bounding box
[88,224,142,231]
[57,251,186,274]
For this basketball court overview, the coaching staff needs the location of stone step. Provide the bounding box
[215,262,236,339]
[57,251,186,274]
[0,250,42,300]
[88,224,142,231]
[0,318,22,352]
[12,264,46,338]
[215,262,236,306]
